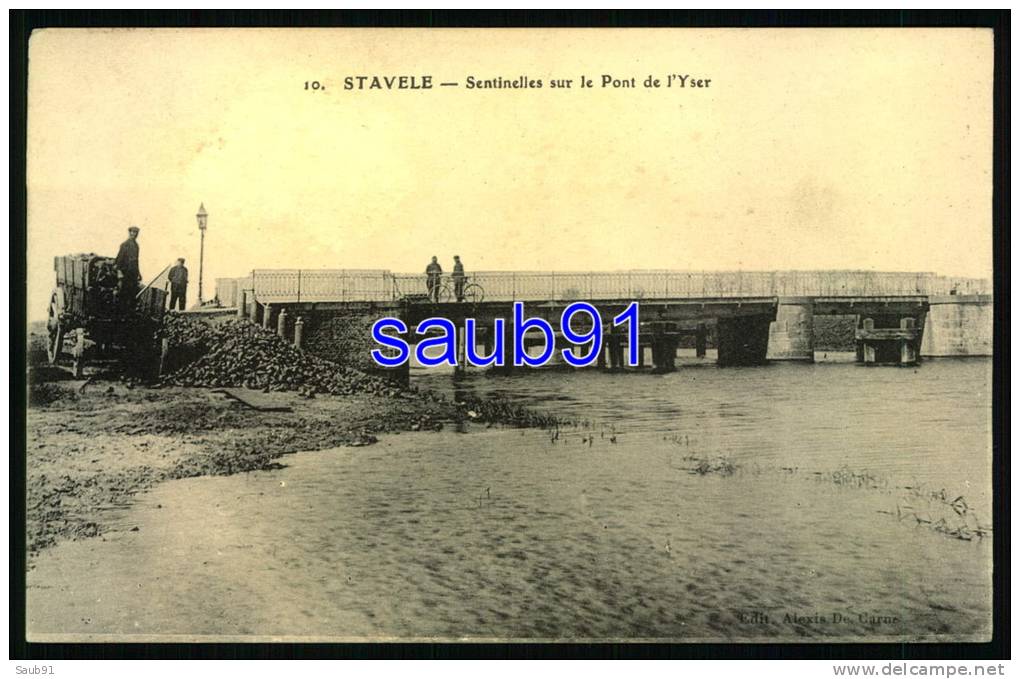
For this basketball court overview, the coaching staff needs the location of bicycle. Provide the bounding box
[432,275,485,304]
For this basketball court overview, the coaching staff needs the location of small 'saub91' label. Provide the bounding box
[371,301,640,368]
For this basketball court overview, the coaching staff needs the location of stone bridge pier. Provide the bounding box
[920,295,993,357]
[767,297,815,361]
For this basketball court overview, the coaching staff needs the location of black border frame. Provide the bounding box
[9,9,1010,661]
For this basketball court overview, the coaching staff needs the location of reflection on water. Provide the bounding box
[27,357,993,641]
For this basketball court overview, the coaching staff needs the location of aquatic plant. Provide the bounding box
[454,394,564,429]
[828,466,885,489]
[889,482,993,541]
[662,432,691,447]
[688,456,739,477]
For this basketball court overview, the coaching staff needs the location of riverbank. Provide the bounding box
[25,369,525,560]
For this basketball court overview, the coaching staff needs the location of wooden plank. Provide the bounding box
[854,329,920,340]
[211,388,294,412]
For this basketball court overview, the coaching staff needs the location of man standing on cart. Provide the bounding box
[115,226,142,304]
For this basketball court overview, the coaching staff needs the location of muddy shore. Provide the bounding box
[25,369,512,561]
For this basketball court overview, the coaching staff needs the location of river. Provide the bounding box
[27,354,993,642]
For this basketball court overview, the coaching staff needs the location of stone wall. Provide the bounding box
[921,297,993,357]
[300,311,381,374]
[813,315,857,352]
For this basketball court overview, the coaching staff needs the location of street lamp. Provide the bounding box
[196,203,208,304]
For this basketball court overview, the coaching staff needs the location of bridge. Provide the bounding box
[217,269,989,304]
[210,269,992,379]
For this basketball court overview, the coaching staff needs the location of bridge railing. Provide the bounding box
[773,271,938,297]
[215,269,992,305]
[249,269,391,303]
[392,270,945,301]
[389,271,776,301]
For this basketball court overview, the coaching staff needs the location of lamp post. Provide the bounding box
[196,203,208,304]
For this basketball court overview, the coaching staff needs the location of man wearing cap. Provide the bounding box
[115,226,142,300]
[168,257,189,311]
[425,256,442,303]
[452,255,466,302]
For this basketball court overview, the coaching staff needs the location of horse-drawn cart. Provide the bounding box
[46,254,167,377]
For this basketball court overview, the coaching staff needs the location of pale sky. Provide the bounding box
[27,28,993,319]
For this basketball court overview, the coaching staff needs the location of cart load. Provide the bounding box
[46,253,167,377]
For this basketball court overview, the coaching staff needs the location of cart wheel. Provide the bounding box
[46,291,64,364]
[462,284,485,304]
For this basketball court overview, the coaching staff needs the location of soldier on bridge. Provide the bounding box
[452,255,466,302]
[425,256,443,302]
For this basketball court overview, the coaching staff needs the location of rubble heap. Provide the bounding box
[160,315,407,397]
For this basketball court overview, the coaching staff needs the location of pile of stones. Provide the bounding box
[160,315,408,397]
